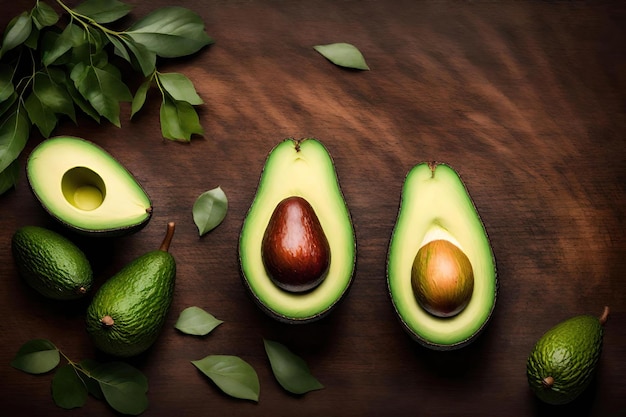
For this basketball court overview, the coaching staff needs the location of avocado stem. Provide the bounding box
[159,222,176,252]
[542,376,554,389]
[101,315,114,327]
[599,306,610,326]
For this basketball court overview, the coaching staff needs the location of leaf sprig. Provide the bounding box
[0,0,213,194]
[11,338,149,415]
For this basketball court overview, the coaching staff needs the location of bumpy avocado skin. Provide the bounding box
[11,226,93,300]
[387,162,497,350]
[239,138,356,323]
[526,313,605,405]
[86,251,176,357]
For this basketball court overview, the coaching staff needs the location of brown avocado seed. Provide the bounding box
[261,196,330,293]
[411,239,474,318]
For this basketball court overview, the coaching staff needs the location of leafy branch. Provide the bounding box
[0,0,213,195]
[11,338,149,415]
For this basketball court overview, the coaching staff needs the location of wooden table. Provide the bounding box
[1,1,624,416]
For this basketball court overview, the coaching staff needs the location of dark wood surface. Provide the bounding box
[1,1,624,416]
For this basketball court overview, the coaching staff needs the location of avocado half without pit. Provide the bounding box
[26,136,152,236]
[387,162,497,350]
[239,138,356,323]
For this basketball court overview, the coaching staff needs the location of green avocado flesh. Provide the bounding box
[387,162,497,349]
[27,136,152,236]
[239,138,355,322]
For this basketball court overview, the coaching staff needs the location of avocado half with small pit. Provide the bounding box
[239,138,356,323]
[387,162,497,350]
[27,136,152,236]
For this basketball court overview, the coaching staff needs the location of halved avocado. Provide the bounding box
[387,162,497,349]
[239,138,355,323]
[27,136,152,236]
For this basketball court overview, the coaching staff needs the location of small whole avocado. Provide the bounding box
[526,306,609,405]
[239,138,356,323]
[86,222,177,357]
[11,225,93,300]
[387,162,497,350]
[27,136,152,237]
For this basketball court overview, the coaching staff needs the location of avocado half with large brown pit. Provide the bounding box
[26,136,152,236]
[239,138,355,323]
[387,162,497,350]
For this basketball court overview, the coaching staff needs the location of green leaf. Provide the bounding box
[0,64,14,102]
[92,362,148,415]
[264,339,324,395]
[0,104,30,173]
[78,359,104,400]
[52,364,88,409]
[313,42,370,70]
[24,91,58,137]
[126,6,213,58]
[0,91,17,118]
[73,0,134,24]
[0,12,32,58]
[157,72,202,105]
[72,63,132,126]
[33,72,76,121]
[159,95,203,141]
[192,355,260,402]
[32,1,60,30]
[130,79,150,119]
[0,158,20,195]
[122,37,156,77]
[175,306,223,336]
[192,186,228,236]
[42,23,82,66]
[10,339,60,374]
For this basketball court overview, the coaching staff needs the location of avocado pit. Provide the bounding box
[411,239,474,318]
[261,196,330,293]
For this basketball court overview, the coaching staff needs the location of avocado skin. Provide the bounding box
[11,226,93,300]
[86,250,175,357]
[526,313,605,405]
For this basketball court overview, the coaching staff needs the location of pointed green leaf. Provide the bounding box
[264,339,324,395]
[0,64,14,102]
[0,104,30,173]
[42,23,82,66]
[33,72,76,121]
[0,158,20,195]
[122,37,156,77]
[192,355,260,402]
[1,12,32,58]
[159,95,203,141]
[131,79,151,119]
[313,43,370,70]
[32,1,60,30]
[175,306,223,336]
[10,339,60,374]
[108,34,131,62]
[24,91,58,137]
[73,0,133,24]
[52,364,88,409]
[157,72,202,105]
[93,361,149,415]
[126,6,213,58]
[192,186,228,236]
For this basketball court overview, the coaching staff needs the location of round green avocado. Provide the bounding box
[238,138,356,323]
[27,136,152,236]
[387,162,497,349]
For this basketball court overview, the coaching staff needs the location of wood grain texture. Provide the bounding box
[0,1,624,416]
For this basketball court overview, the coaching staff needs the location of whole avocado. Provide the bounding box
[86,222,176,357]
[11,225,93,300]
[526,306,609,405]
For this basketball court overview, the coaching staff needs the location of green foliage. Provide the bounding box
[191,355,260,402]
[11,338,149,415]
[0,0,213,195]
[175,306,223,336]
[313,42,370,70]
[192,186,228,236]
[263,339,324,395]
